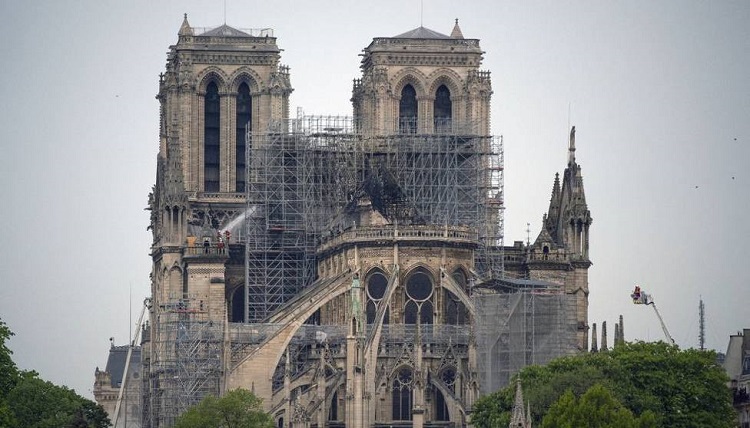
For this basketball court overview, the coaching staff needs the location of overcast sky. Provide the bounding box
[1,1,748,399]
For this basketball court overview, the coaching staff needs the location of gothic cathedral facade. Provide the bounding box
[142,15,591,428]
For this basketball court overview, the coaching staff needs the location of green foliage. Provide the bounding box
[0,318,19,399]
[0,318,110,428]
[472,342,735,428]
[542,384,656,428]
[174,388,274,428]
[6,376,110,428]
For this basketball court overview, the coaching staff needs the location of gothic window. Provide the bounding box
[434,84,452,133]
[328,391,338,421]
[204,81,220,192]
[445,268,469,325]
[399,84,418,134]
[236,82,251,193]
[405,301,418,325]
[406,269,432,301]
[392,367,413,421]
[420,300,433,325]
[367,300,377,324]
[435,388,449,421]
[444,291,468,325]
[367,270,389,324]
[404,268,434,324]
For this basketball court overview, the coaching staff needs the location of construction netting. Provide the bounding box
[473,290,578,394]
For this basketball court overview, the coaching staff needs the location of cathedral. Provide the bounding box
[135,15,592,428]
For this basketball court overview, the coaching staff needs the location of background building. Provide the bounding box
[93,342,142,427]
[140,16,592,427]
[724,329,750,427]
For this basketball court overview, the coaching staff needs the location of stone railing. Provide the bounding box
[371,37,480,48]
[317,225,477,254]
[187,191,246,202]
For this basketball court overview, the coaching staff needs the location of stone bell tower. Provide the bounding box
[144,15,292,427]
[352,19,492,136]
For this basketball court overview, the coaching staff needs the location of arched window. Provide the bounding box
[445,291,468,325]
[204,81,220,192]
[367,270,389,325]
[405,268,433,324]
[435,367,456,421]
[328,391,338,421]
[420,300,433,325]
[392,367,413,421]
[434,84,452,133]
[236,82,251,193]
[399,84,418,134]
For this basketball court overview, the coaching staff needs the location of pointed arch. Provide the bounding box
[228,68,263,94]
[196,67,230,94]
[235,81,252,192]
[204,80,221,192]
[399,84,418,134]
[426,69,463,97]
[391,365,414,421]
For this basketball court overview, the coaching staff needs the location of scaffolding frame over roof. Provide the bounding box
[244,116,505,323]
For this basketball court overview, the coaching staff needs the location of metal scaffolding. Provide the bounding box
[144,297,223,428]
[244,116,505,322]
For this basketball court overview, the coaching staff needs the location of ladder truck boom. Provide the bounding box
[630,285,675,345]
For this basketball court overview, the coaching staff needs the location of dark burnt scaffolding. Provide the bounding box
[244,116,504,322]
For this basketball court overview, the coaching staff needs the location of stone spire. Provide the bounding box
[450,18,464,39]
[619,314,625,344]
[509,378,530,427]
[601,321,608,351]
[590,323,598,352]
[545,173,561,239]
[178,13,193,36]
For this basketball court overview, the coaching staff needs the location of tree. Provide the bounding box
[6,376,110,428]
[0,318,110,428]
[542,384,656,428]
[471,342,735,427]
[0,318,19,399]
[174,388,274,428]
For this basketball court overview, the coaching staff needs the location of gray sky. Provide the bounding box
[1,1,748,399]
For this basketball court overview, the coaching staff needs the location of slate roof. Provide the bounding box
[394,26,451,39]
[104,345,141,388]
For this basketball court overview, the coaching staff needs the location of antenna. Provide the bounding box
[420,0,424,27]
[699,296,705,350]
[526,222,531,246]
[129,284,132,346]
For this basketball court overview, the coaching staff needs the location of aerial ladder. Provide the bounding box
[630,285,675,345]
[112,298,150,428]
